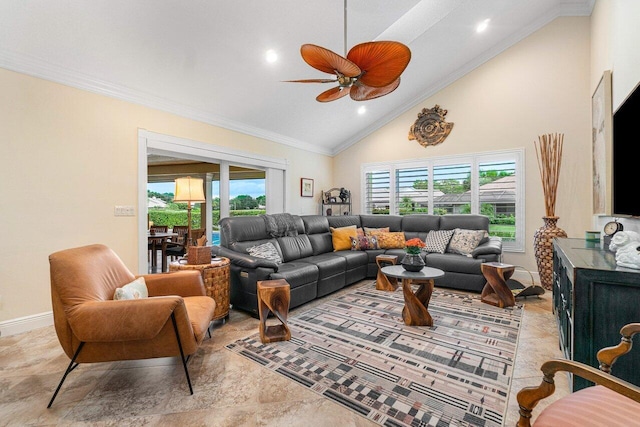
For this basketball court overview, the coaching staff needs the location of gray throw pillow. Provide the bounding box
[247,242,282,264]
[424,229,455,254]
[447,228,488,255]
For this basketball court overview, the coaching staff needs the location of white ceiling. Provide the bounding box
[0,0,594,156]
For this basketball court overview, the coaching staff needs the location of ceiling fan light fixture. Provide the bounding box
[476,19,490,33]
[265,49,278,63]
[287,1,411,102]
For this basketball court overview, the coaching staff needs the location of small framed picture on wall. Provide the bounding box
[301,178,314,197]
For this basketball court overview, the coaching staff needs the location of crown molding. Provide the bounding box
[0,50,334,157]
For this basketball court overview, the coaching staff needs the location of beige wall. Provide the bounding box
[4,1,640,327]
[0,68,332,322]
[334,17,592,274]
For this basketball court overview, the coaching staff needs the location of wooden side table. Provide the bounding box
[257,279,291,343]
[169,257,231,321]
[375,254,398,291]
[480,262,516,308]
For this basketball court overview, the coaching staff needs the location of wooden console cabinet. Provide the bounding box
[553,238,640,391]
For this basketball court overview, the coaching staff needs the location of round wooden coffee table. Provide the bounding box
[381,265,445,326]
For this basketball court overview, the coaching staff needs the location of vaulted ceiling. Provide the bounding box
[0,0,594,156]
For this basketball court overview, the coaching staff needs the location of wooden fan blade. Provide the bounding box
[301,44,361,77]
[283,78,338,83]
[316,86,350,102]
[347,41,411,87]
[350,78,401,101]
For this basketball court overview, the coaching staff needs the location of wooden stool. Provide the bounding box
[376,254,398,291]
[481,262,516,308]
[257,279,291,343]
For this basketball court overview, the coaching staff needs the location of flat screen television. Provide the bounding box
[612,82,640,217]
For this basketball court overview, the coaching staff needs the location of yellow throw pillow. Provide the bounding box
[330,225,358,251]
[376,231,406,249]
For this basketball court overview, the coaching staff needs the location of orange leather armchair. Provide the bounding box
[48,244,216,407]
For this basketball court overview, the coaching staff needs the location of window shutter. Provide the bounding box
[365,170,390,214]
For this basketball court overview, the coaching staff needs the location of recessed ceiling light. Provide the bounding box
[358,106,366,115]
[476,19,490,33]
[265,49,278,63]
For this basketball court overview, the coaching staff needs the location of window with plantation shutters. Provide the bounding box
[433,163,471,215]
[364,169,390,214]
[361,149,524,252]
[478,160,517,242]
[396,166,429,215]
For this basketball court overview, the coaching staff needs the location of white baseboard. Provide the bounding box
[0,269,541,338]
[0,311,53,337]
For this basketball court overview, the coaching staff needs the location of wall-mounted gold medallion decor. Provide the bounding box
[408,104,454,147]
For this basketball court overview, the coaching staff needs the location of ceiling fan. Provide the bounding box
[286,1,411,102]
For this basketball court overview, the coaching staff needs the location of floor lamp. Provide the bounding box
[173,176,206,252]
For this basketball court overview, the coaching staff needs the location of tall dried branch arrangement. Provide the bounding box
[534,133,564,217]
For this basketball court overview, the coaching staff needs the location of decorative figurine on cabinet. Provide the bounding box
[339,188,349,203]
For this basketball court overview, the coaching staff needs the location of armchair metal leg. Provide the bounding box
[47,341,85,408]
[171,313,193,395]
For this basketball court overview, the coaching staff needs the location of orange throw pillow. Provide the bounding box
[376,232,406,249]
[365,227,390,236]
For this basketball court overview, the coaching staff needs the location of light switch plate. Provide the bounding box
[114,205,135,216]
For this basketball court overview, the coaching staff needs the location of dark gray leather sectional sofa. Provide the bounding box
[214,214,502,317]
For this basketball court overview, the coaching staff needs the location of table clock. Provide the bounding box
[603,220,623,250]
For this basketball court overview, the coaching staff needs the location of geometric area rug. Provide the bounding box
[226,282,522,427]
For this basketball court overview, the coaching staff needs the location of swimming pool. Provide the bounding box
[211,231,220,245]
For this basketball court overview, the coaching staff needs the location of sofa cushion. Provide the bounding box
[219,216,271,248]
[401,215,441,241]
[299,253,347,279]
[330,225,358,251]
[269,261,319,292]
[277,235,314,262]
[426,253,483,274]
[375,232,406,249]
[360,214,403,231]
[333,249,369,270]
[327,215,361,229]
[307,232,334,255]
[246,242,283,264]
[447,229,488,255]
[424,229,454,253]
[302,215,334,255]
[302,215,330,234]
[440,214,489,232]
[350,235,379,250]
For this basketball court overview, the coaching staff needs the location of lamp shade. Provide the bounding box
[173,176,206,203]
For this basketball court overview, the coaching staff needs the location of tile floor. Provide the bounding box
[0,282,568,426]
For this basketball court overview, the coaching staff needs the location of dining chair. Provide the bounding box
[148,225,168,262]
[166,225,189,260]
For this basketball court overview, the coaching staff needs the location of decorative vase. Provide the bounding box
[401,253,425,272]
[533,216,567,290]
